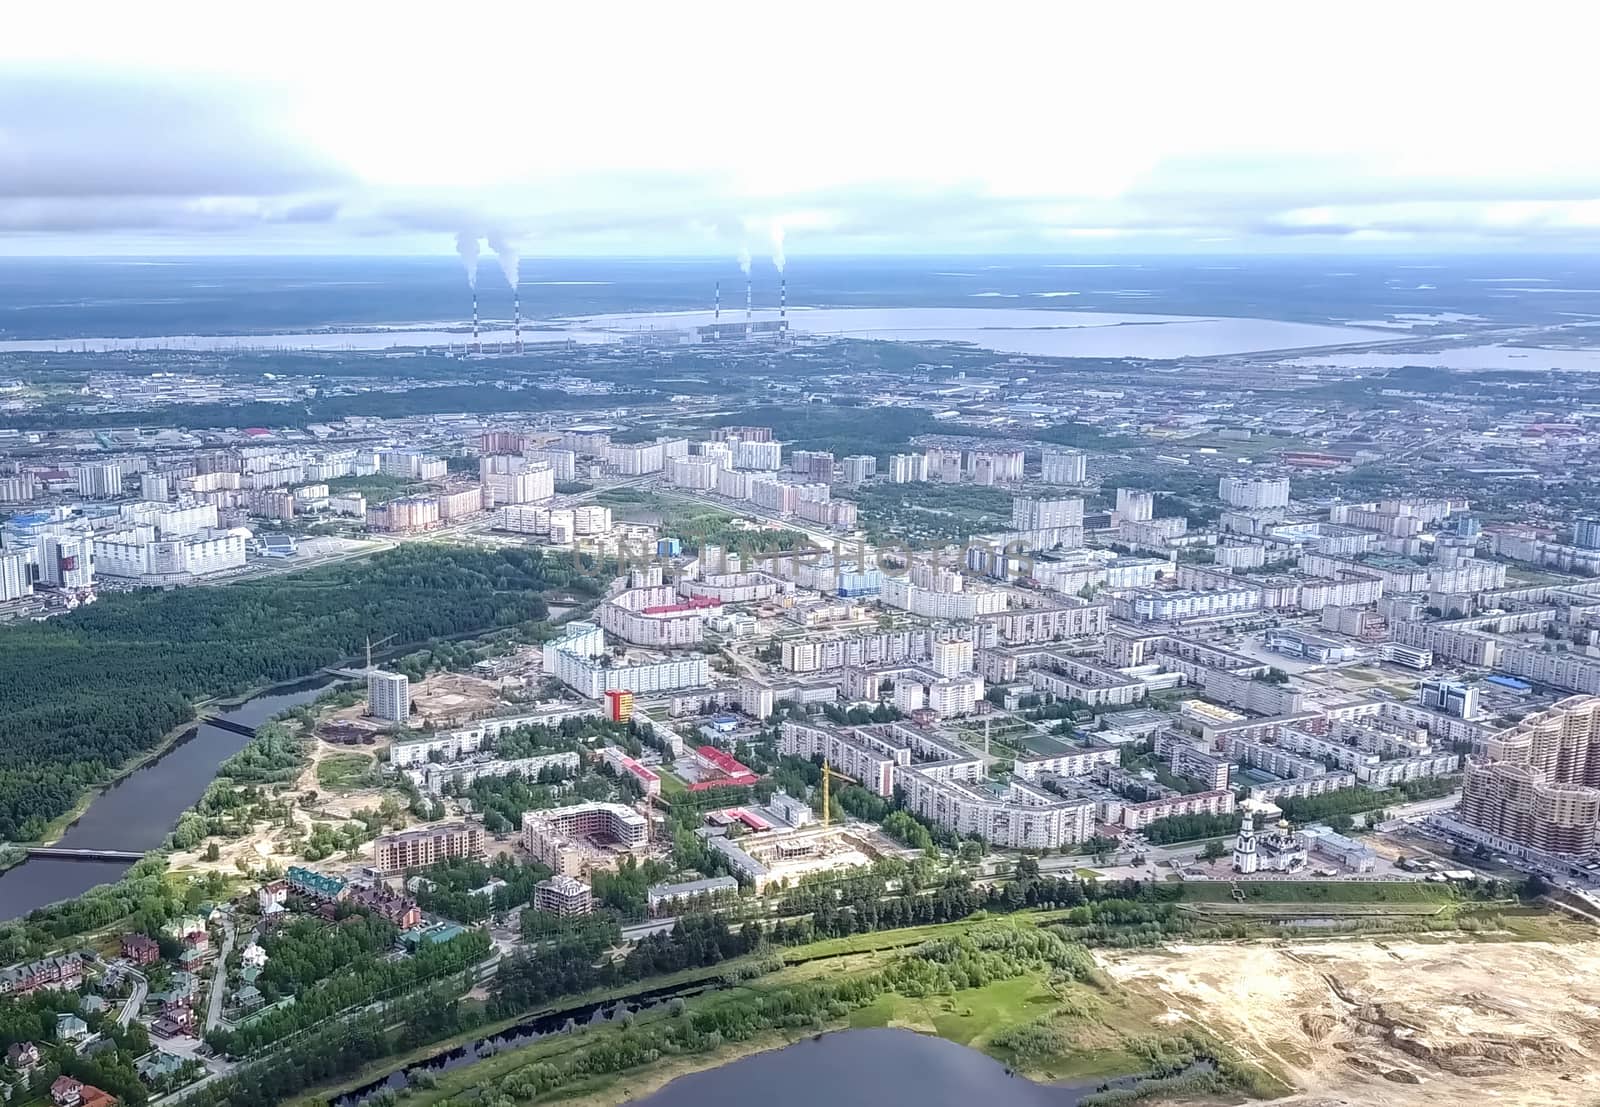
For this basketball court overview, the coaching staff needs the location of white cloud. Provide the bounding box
[5,2,1600,253]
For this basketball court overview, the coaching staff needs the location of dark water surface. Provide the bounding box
[0,676,338,920]
[631,1029,1165,1106]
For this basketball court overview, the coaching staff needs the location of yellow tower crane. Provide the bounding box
[821,759,858,828]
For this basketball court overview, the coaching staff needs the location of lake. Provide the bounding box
[0,676,340,921]
[630,1029,1177,1106]
[0,306,1406,359]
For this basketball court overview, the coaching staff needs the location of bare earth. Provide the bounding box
[1101,938,1600,1107]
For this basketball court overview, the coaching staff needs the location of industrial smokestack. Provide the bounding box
[715,280,721,322]
[472,290,480,355]
[488,233,522,355]
[770,224,787,330]
[738,244,752,338]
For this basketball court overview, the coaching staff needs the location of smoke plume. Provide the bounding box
[737,244,751,276]
[455,231,481,289]
[770,222,787,273]
[488,232,521,289]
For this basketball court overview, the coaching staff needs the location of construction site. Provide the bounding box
[1102,934,1600,1106]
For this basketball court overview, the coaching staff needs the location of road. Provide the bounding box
[204,916,236,1033]
[1371,792,1461,830]
[117,965,148,1029]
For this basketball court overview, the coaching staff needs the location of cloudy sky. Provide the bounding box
[6,3,1600,256]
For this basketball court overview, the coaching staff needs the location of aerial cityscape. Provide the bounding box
[6,8,1600,1107]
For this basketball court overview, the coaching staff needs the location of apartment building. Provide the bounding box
[599,585,719,647]
[542,621,709,698]
[1041,449,1086,485]
[371,822,485,874]
[888,453,929,483]
[522,802,649,875]
[1218,476,1290,510]
[1117,789,1235,831]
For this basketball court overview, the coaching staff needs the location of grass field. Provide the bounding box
[1175,880,1460,905]
[315,752,374,791]
[656,769,688,797]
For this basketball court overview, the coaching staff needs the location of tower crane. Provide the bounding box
[821,758,858,828]
[365,633,397,672]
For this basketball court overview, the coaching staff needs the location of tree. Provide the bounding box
[1200,839,1226,861]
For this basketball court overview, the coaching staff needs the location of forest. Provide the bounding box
[0,544,604,840]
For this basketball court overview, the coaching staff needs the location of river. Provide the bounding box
[0,675,341,921]
[333,1013,1207,1107]
[631,1030,1193,1106]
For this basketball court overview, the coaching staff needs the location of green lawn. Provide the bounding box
[315,752,374,791]
[1174,880,1459,905]
[657,769,688,797]
[326,473,430,505]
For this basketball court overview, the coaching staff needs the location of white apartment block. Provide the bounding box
[1011,745,1119,782]
[733,440,782,470]
[408,751,581,795]
[894,673,985,717]
[599,585,717,647]
[666,455,726,491]
[1218,476,1291,510]
[1041,449,1087,485]
[495,504,611,538]
[93,528,246,581]
[1120,587,1261,622]
[966,449,1025,484]
[1115,489,1154,523]
[976,601,1108,644]
[900,768,1095,848]
[140,473,171,502]
[1117,789,1235,831]
[930,639,974,677]
[77,463,124,498]
[879,574,1006,619]
[716,468,750,499]
[526,448,578,482]
[368,671,410,723]
[888,453,929,483]
[0,475,38,502]
[542,621,709,698]
[0,550,32,602]
[1029,655,1147,708]
[749,477,799,514]
[779,720,901,796]
[1012,497,1084,531]
[483,464,554,508]
[783,718,1094,848]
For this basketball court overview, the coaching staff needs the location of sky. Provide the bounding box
[6,2,1600,257]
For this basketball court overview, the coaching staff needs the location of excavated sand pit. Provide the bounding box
[1101,938,1600,1106]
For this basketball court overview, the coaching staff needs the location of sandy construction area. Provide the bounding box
[1102,938,1600,1106]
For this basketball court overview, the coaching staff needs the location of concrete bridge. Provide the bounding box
[198,715,257,738]
[27,847,145,862]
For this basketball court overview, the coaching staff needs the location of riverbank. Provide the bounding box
[312,921,1258,1107]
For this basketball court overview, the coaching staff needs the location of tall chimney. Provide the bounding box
[781,276,787,320]
[472,291,480,355]
[715,280,721,322]
[745,276,752,338]
[514,291,523,354]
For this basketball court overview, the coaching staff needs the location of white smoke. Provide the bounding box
[770,222,786,274]
[488,232,521,290]
[455,231,481,290]
[737,244,751,276]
